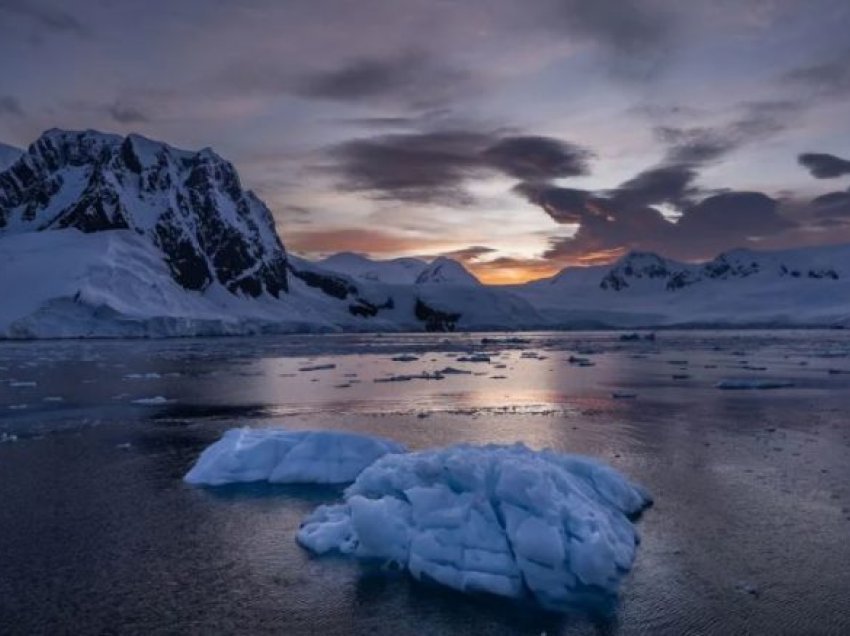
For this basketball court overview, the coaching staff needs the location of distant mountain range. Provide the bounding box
[1,129,848,338]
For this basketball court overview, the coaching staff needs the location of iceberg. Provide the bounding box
[184,427,406,486]
[297,443,651,611]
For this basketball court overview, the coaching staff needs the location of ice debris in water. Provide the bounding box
[716,379,794,390]
[131,396,171,405]
[297,443,651,611]
[184,427,406,486]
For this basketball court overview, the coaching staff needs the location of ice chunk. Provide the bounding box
[297,443,651,612]
[184,427,406,486]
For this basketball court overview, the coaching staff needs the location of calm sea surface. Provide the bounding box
[1,331,849,635]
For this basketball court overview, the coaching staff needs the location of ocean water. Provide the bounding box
[1,331,849,635]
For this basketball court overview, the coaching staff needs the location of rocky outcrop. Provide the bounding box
[0,129,288,297]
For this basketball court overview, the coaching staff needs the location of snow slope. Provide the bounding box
[318,252,428,285]
[0,142,22,171]
[0,230,335,338]
[514,246,850,328]
[298,443,651,611]
[415,257,480,286]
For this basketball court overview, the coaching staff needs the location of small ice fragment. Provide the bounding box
[299,364,337,372]
[132,396,171,405]
[456,355,491,363]
[391,355,419,362]
[716,379,794,390]
[8,381,36,388]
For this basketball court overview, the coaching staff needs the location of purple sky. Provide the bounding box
[2,0,849,282]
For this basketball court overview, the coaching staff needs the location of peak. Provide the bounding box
[416,257,479,285]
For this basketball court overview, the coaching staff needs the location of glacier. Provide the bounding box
[297,443,651,612]
[184,427,406,486]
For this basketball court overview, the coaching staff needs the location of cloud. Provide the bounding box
[481,136,593,181]
[0,0,86,36]
[325,130,592,205]
[516,162,796,263]
[783,49,850,97]
[655,100,805,165]
[286,227,443,255]
[539,0,678,74]
[608,164,699,208]
[437,245,498,263]
[809,189,850,219]
[0,95,23,117]
[107,102,150,124]
[292,52,474,109]
[798,152,850,179]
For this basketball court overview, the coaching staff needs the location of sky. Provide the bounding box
[1,0,850,283]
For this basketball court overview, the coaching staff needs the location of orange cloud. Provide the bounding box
[287,228,446,255]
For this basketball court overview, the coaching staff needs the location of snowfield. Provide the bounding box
[297,443,651,611]
[184,427,406,486]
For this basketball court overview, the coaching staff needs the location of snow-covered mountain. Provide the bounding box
[318,252,428,284]
[0,142,22,171]
[0,129,288,297]
[515,246,850,327]
[2,128,849,338]
[414,256,480,286]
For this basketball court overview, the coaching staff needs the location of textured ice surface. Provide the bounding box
[184,427,406,486]
[297,443,651,611]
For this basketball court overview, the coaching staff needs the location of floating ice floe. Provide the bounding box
[456,355,491,363]
[716,379,794,390]
[132,396,172,405]
[297,443,651,612]
[8,380,37,388]
[298,364,337,372]
[184,427,406,486]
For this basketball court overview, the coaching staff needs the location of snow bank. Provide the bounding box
[184,427,406,486]
[297,443,651,611]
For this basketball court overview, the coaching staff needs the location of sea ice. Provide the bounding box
[297,443,651,611]
[184,427,406,486]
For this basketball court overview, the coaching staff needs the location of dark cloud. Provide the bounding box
[326,130,492,205]
[783,49,850,97]
[481,136,593,181]
[608,164,699,208]
[438,245,497,263]
[810,189,850,219]
[798,153,850,179]
[541,0,678,73]
[656,100,805,165]
[676,192,793,237]
[513,182,594,223]
[0,95,23,117]
[326,130,592,205]
[107,102,149,124]
[516,162,795,263]
[293,52,472,109]
[0,0,86,36]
